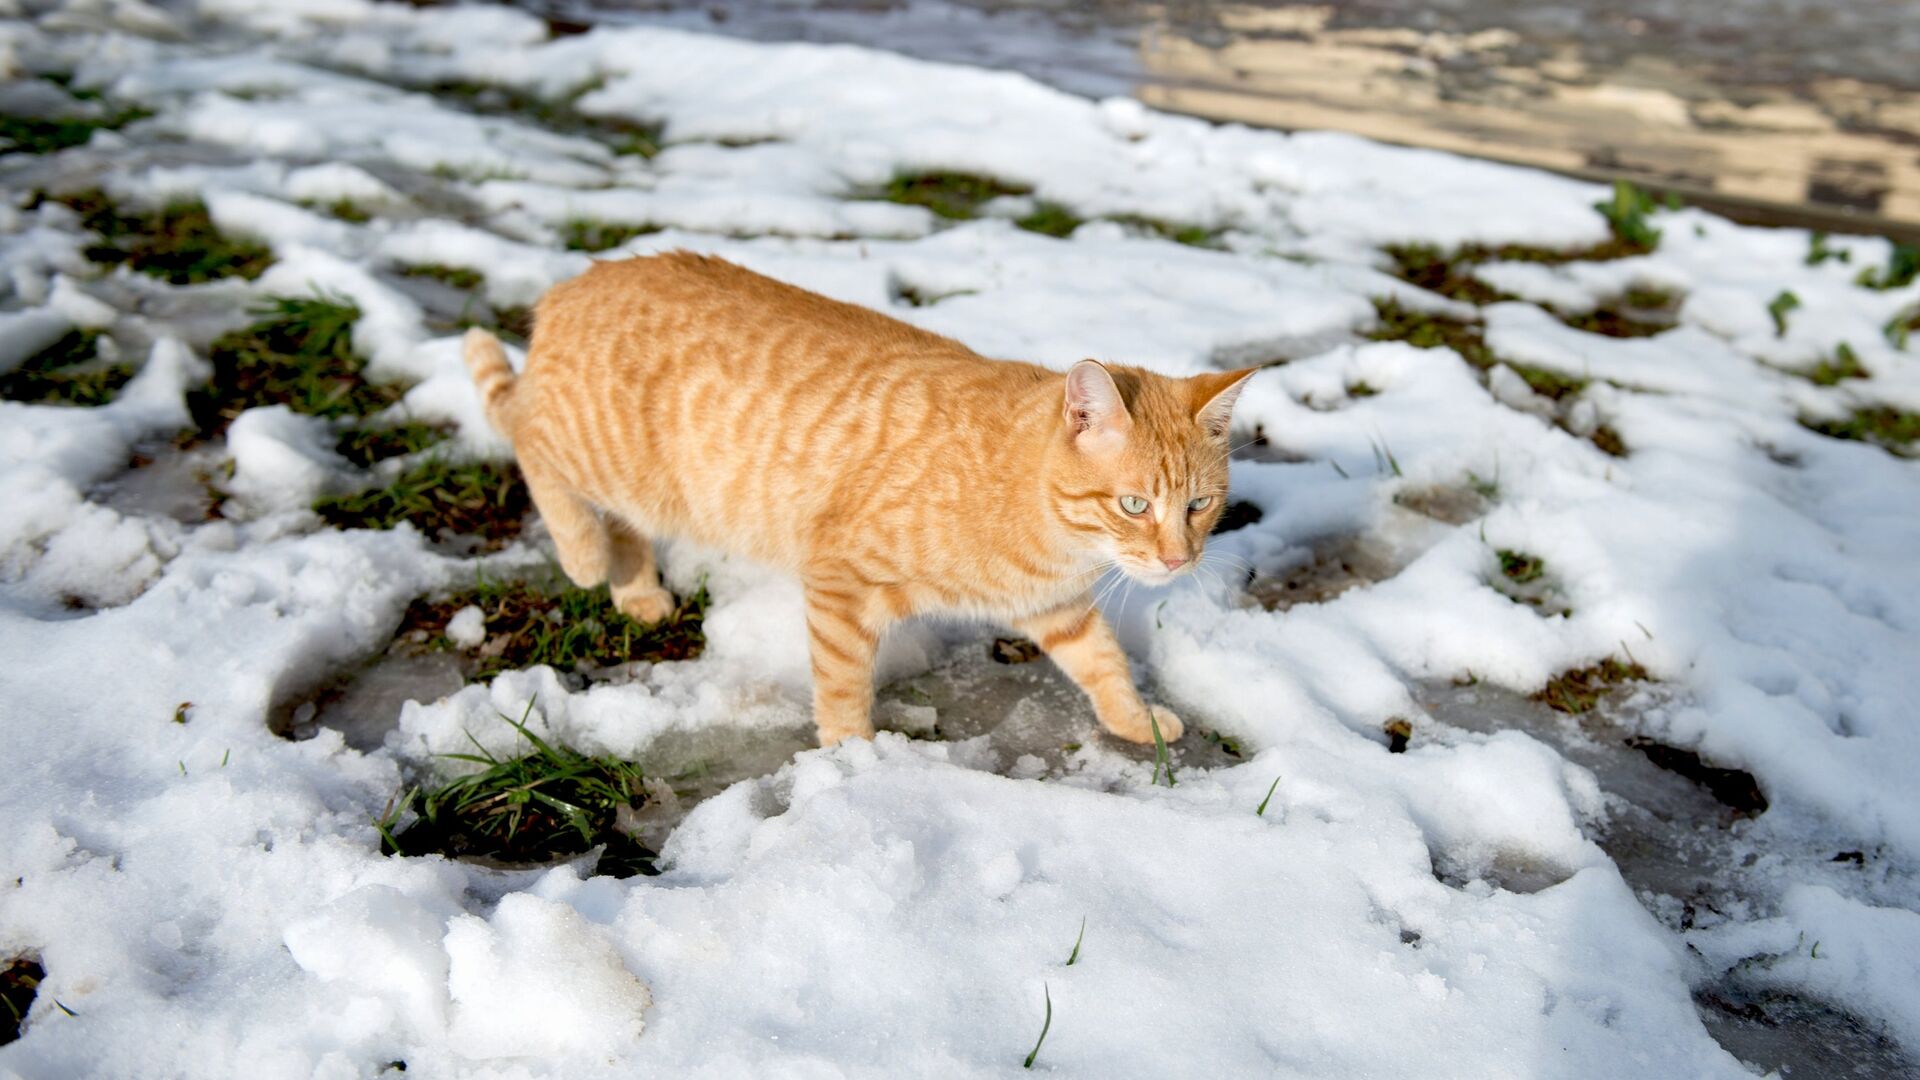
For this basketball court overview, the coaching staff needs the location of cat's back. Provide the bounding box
[528,251,967,377]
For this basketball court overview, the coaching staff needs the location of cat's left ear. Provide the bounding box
[1189,367,1259,439]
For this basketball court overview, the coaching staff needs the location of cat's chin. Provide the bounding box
[1121,564,1187,587]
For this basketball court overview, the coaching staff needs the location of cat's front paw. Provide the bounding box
[613,584,676,625]
[1104,704,1185,745]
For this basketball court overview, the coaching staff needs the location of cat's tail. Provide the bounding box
[463,327,519,436]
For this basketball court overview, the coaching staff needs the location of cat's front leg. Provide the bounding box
[1014,599,1184,745]
[803,582,883,745]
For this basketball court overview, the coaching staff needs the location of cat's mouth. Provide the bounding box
[1122,560,1194,586]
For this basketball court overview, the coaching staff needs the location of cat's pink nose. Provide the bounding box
[1162,556,1187,571]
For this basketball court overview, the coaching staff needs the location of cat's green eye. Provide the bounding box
[1119,495,1149,516]
[1188,496,1213,512]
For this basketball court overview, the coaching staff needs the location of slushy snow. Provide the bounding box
[1,1,1918,1077]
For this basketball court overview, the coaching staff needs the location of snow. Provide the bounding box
[1,0,1918,1076]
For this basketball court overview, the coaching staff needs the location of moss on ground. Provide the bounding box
[188,296,403,435]
[46,189,273,285]
[1014,201,1083,238]
[0,330,134,406]
[882,171,1030,220]
[0,83,150,155]
[1496,549,1545,585]
[399,263,484,290]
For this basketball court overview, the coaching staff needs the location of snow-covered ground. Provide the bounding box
[2,1,1919,1077]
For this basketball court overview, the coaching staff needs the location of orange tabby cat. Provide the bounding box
[465,252,1256,746]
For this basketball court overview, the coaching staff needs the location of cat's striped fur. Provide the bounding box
[466,252,1255,746]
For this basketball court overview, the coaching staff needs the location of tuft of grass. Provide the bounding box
[1347,380,1379,398]
[1065,918,1085,966]
[398,573,708,680]
[1496,549,1545,585]
[882,171,1031,220]
[1023,984,1052,1070]
[1535,657,1650,714]
[309,199,372,223]
[189,296,400,435]
[1015,201,1083,238]
[335,420,454,468]
[1799,407,1920,456]
[0,330,134,407]
[1592,180,1667,254]
[1256,775,1281,816]
[1767,290,1801,337]
[1805,231,1850,267]
[1792,342,1868,386]
[46,189,273,285]
[560,218,659,253]
[1854,242,1918,291]
[2,956,45,1045]
[315,457,531,548]
[1148,710,1175,787]
[378,704,658,875]
[399,263,484,290]
[1885,305,1919,351]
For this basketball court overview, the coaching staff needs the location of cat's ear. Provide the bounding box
[1190,367,1259,439]
[1064,359,1131,454]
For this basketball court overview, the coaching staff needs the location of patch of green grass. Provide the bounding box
[400,573,708,680]
[882,171,1031,220]
[315,457,531,548]
[1854,242,1918,291]
[336,420,454,468]
[1496,549,1545,585]
[188,296,401,435]
[1558,289,1677,338]
[1790,342,1869,386]
[0,93,150,155]
[1368,298,1496,367]
[305,197,372,220]
[1347,380,1379,398]
[1592,180,1671,254]
[1506,362,1590,401]
[560,218,659,253]
[1535,657,1650,714]
[1800,406,1920,456]
[1385,244,1507,305]
[1805,231,1850,267]
[399,263,484,290]
[0,330,134,406]
[1768,290,1801,337]
[1014,201,1083,238]
[1885,305,1918,351]
[46,189,272,285]
[428,79,663,159]
[377,705,657,876]
[1111,214,1222,249]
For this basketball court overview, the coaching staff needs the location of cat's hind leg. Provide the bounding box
[520,457,610,588]
[1015,598,1184,745]
[607,517,676,625]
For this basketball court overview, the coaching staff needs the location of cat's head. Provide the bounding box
[1050,360,1258,585]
